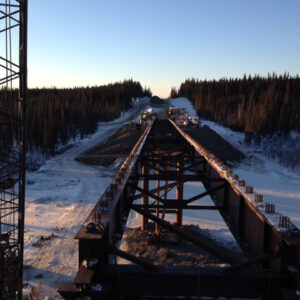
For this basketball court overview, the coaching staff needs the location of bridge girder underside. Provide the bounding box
[58,119,300,300]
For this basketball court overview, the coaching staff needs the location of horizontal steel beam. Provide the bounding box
[95,265,282,298]
[130,181,180,201]
[136,204,219,210]
[185,183,226,204]
[130,204,240,265]
[132,173,226,182]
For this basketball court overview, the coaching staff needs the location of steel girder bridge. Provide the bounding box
[59,118,300,300]
[0,1,27,299]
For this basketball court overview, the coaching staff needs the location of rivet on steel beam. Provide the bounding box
[110,183,117,192]
[232,174,239,180]
[106,190,112,201]
[226,170,233,177]
[265,203,275,214]
[221,165,228,171]
[93,210,101,222]
[279,216,290,228]
[101,199,108,209]
[245,186,253,193]
[254,194,263,203]
[238,179,245,186]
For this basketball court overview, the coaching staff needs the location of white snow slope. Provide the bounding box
[200,119,300,227]
[23,98,149,298]
[169,97,300,227]
[23,96,300,298]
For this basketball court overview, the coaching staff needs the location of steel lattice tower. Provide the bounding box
[0,1,27,299]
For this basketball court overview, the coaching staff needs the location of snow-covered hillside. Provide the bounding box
[200,118,300,227]
[23,96,300,298]
[168,97,300,227]
[23,98,150,298]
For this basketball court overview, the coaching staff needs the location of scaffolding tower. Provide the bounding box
[0,1,27,299]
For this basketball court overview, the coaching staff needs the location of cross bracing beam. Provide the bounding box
[141,155,205,172]
[60,118,300,299]
[132,185,224,209]
[132,173,226,182]
[0,1,27,299]
[130,203,240,265]
[130,181,181,201]
[135,204,219,210]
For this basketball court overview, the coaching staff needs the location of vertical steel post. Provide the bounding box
[142,164,149,230]
[155,162,160,235]
[0,1,27,299]
[176,160,183,226]
[162,164,169,224]
[18,1,27,298]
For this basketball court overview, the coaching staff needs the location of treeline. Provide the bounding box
[1,80,151,155]
[173,74,300,136]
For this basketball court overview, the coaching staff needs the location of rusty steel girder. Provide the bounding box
[59,118,300,300]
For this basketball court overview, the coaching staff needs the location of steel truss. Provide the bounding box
[0,1,27,299]
[59,119,300,300]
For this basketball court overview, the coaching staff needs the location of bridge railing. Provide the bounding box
[74,118,155,264]
[169,118,300,272]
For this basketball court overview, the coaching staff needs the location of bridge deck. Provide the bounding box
[58,118,300,300]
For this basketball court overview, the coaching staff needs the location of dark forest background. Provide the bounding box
[0,80,151,156]
[171,74,300,138]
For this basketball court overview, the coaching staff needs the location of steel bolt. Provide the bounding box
[226,170,233,177]
[232,174,239,180]
[255,194,263,203]
[238,179,245,186]
[245,186,253,193]
[279,216,290,228]
[265,203,275,214]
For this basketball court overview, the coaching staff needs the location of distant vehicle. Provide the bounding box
[168,106,186,115]
[189,116,200,125]
[140,109,153,126]
[183,119,192,127]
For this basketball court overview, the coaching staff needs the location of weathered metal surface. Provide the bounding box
[130,203,240,265]
[170,118,300,268]
[59,118,300,299]
[94,265,282,299]
[0,1,28,299]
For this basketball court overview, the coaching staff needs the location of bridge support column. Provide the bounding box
[155,162,160,235]
[142,164,149,230]
[176,160,183,226]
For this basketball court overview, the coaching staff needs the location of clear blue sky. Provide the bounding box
[28,0,300,98]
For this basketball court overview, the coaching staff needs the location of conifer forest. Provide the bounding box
[173,74,300,137]
[0,80,151,156]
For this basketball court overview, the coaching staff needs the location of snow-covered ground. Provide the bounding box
[23,98,149,298]
[168,97,198,117]
[23,96,300,298]
[200,119,300,228]
[169,97,300,228]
